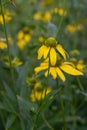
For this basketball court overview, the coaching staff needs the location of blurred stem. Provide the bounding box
[76,77,84,91]
[56,0,66,39]
[0,1,25,130]
[60,95,67,130]
[31,107,40,130]
[0,0,16,94]
[41,114,54,130]
[56,78,67,129]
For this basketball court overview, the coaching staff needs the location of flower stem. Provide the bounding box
[0,1,25,130]
[0,0,16,94]
[76,77,84,91]
[56,0,66,38]
[60,95,67,130]
[41,114,54,130]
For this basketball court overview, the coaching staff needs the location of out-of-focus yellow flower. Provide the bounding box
[4,57,23,67]
[76,60,86,71]
[0,10,13,24]
[0,42,7,49]
[38,37,67,66]
[0,38,7,49]
[17,27,31,50]
[39,0,53,7]
[65,24,83,33]
[0,15,3,24]
[38,36,45,43]
[30,81,51,102]
[34,11,51,22]
[34,58,83,82]
[51,8,67,16]
[70,50,86,72]
[69,59,86,72]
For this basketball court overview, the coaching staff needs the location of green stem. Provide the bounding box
[31,108,40,130]
[56,0,66,38]
[60,95,67,130]
[76,77,84,91]
[0,0,16,94]
[41,114,54,130]
[0,1,25,130]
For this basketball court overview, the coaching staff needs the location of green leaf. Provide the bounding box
[0,102,16,114]
[76,90,87,97]
[5,114,16,130]
[3,82,17,103]
[17,95,37,126]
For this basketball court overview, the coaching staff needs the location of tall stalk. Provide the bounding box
[56,0,66,39]
[0,0,16,94]
[0,1,25,130]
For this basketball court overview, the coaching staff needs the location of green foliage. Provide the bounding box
[0,0,87,130]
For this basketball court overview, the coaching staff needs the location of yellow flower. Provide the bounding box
[0,15,3,24]
[0,10,13,24]
[4,57,23,67]
[38,37,67,66]
[69,59,86,72]
[34,58,83,82]
[34,11,51,22]
[17,40,28,50]
[17,27,31,50]
[0,42,7,49]
[39,0,53,7]
[65,24,83,33]
[38,36,45,43]
[52,8,67,16]
[76,60,86,71]
[30,83,51,102]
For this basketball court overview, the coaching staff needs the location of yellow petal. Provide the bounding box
[60,63,83,75]
[56,67,66,82]
[38,45,45,59]
[56,44,67,59]
[44,70,49,77]
[50,67,57,79]
[43,46,50,59]
[34,66,48,73]
[40,62,49,67]
[50,48,57,65]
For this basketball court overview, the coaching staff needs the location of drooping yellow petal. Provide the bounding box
[50,67,57,79]
[50,48,57,65]
[44,70,49,77]
[56,67,66,82]
[34,66,48,73]
[43,46,50,59]
[40,62,49,67]
[38,45,45,59]
[56,44,67,59]
[60,63,83,75]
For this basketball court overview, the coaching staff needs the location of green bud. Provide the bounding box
[45,37,57,47]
